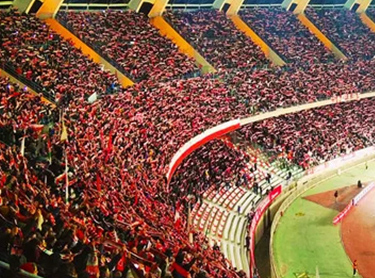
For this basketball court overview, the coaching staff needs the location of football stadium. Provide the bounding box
[1,0,375,277]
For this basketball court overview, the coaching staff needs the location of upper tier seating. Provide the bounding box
[164,10,270,71]
[57,11,200,82]
[305,7,375,61]
[0,9,120,103]
[239,7,336,66]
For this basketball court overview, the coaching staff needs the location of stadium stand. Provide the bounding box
[0,75,245,278]
[56,11,200,82]
[305,7,375,61]
[240,98,375,169]
[0,9,121,103]
[164,10,270,70]
[239,7,336,65]
[2,3,375,278]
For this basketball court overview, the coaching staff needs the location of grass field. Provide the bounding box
[272,160,375,278]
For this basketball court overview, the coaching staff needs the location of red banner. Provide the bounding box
[249,185,282,277]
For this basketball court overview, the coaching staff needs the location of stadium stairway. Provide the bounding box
[297,13,347,60]
[360,12,375,33]
[150,16,216,74]
[44,18,134,88]
[190,146,303,275]
[229,15,286,67]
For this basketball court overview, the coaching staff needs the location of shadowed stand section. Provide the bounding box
[298,14,348,60]
[229,15,286,67]
[44,18,134,88]
[150,16,216,74]
[0,69,54,106]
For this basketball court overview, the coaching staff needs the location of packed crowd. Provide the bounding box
[57,11,200,82]
[0,9,121,103]
[239,7,336,66]
[240,98,375,169]
[164,10,270,71]
[3,6,375,278]
[170,139,251,206]
[0,76,245,278]
[305,7,375,61]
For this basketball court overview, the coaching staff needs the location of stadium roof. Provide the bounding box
[2,0,370,10]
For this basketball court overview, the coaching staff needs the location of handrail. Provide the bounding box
[0,260,44,278]
[0,63,55,103]
[60,3,130,11]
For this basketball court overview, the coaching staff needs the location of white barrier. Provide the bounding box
[167,91,375,184]
[166,119,240,184]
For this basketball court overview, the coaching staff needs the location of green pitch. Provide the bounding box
[272,160,375,278]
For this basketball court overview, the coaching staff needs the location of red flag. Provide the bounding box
[117,253,127,272]
[55,172,67,184]
[107,130,113,154]
[96,173,102,192]
[30,124,44,133]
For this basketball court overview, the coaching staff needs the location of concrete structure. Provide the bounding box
[282,0,310,14]
[36,0,64,19]
[344,0,371,13]
[148,0,168,17]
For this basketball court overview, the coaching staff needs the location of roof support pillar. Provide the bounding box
[148,0,168,17]
[36,0,64,19]
[344,0,371,13]
[226,0,244,15]
[282,0,311,14]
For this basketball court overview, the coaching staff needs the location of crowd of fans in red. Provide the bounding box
[164,10,269,71]
[1,5,375,278]
[0,10,121,102]
[170,139,251,204]
[239,7,336,66]
[57,11,200,82]
[240,98,375,169]
[0,75,247,278]
[305,7,375,61]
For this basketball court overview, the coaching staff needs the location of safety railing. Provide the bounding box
[1,63,55,103]
[0,260,44,278]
